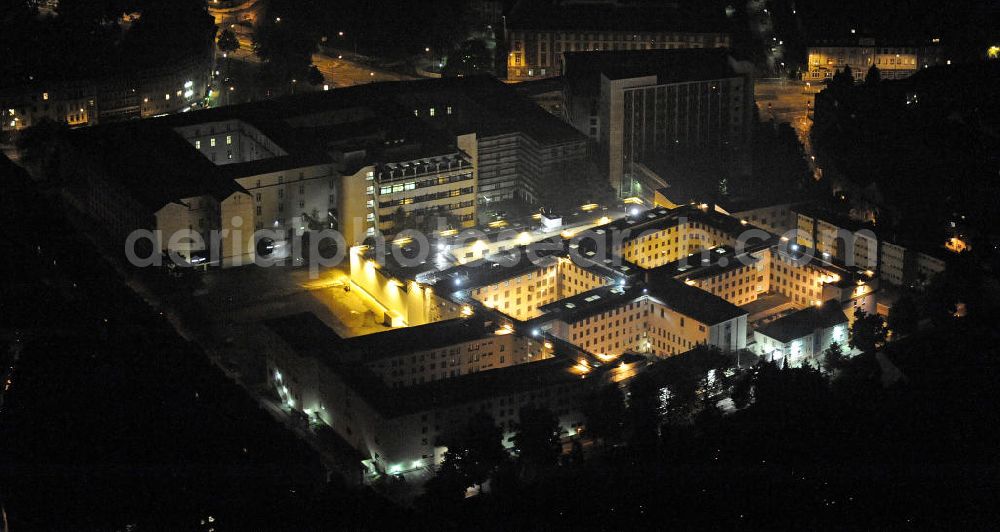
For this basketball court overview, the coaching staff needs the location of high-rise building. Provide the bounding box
[562,49,754,198]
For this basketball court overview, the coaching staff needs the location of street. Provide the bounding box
[228,35,413,89]
[755,78,822,178]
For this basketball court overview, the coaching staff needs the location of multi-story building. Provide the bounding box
[393,77,588,206]
[561,49,754,198]
[265,312,613,480]
[504,0,730,81]
[58,78,592,259]
[1,22,214,132]
[802,38,947,82]
[267,200,891,483]
[791,205,950,288]
[794,206,879,271]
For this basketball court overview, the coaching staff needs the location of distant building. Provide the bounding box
[504,0,730,81]
[754,300,849,367]
[802,38,947,82]
[1,17,215,132]
[57,77,587,262]
[562,49,754,198]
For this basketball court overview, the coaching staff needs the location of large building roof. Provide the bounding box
[267,313,491,365]
[645,274,748,325]
[64,114,329,211]
[756,300,848,343]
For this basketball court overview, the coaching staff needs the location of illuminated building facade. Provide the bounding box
[507,29,731,81]
[264,313,608,480]
[802,38,947,82]
[504,1,730,81]
[274,203,890,481]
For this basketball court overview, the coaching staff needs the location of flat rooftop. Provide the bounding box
[267,313,490,365]
[538,283,642,325]
[645,274,748,326]
[563,49,747,96]
[654,245,762,282]
[755,300,848,343]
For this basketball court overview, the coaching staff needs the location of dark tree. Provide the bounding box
[252,16,317,88]
[15,117,67,179]
[306,64,324,86]
[444,39,492,76]
[831,65,854,86]
[217,28,240,55]
[581,384,626,445]
[822,341,847,373]
[849,309,887,354]
[865,64,881,86]
[512,406,562,472]
[435,412,507,491]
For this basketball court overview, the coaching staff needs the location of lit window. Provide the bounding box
[226,135,232,145]
[446,106,452,114]
[165,94,170,100]
[195,140,201,149]
[366,213,375,222]
[413,109,419,116]
[429,108,435,116]
[210,138,216,147]
[42,92,49,100]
